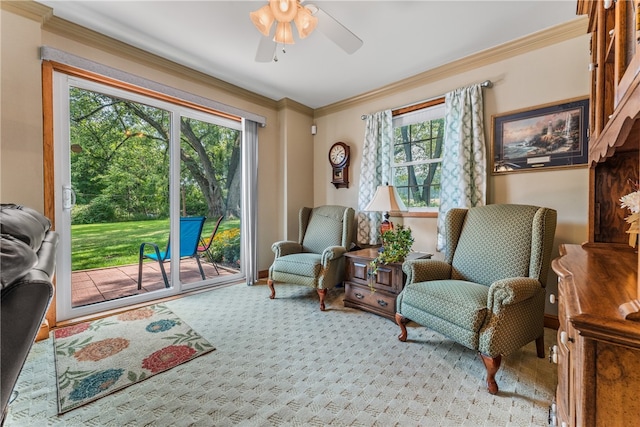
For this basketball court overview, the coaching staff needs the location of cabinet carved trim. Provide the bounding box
[553,244,640,427]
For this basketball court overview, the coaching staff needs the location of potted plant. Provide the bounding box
[368,225,414,292]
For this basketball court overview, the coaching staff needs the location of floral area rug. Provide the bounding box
[53,304,215,414]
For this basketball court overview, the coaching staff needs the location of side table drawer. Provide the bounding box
[344,282,396,319]
[346,257,401,293]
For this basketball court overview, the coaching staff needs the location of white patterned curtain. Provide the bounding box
[357,110,393,245]
[437,84,487,251]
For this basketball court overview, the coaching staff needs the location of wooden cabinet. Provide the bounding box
[577,0,640,247]
[550,3,640,425]
[552,244,640,427]
[343,248,430,320]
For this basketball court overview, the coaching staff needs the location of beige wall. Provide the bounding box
[277,100,314,241]
[1,3,591,315]
[0,3,305,272]
[312,20,591,315]
[1,5,47,210]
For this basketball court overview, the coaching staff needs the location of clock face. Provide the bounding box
[329,144,346,166]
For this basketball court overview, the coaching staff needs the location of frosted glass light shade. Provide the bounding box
[274,21,295,44]
[250,5,275,36]
[251,1,318,44]
[294,6,318,39]
[269,0,298,22]
[364,185,408,213]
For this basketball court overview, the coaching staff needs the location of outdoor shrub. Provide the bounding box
[71,195,116,224]
[211,228,240,266]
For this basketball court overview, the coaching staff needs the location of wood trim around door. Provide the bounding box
[39,60,56,340]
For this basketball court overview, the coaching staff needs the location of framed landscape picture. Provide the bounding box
[491,97,589,174]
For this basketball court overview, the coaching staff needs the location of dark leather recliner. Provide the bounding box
[1,204,58,425]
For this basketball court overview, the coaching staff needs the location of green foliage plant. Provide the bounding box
[209,228,241,267]
[368,225,414,292]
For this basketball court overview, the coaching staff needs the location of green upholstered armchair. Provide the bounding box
[268,205,355,311]
[395,204,557,394]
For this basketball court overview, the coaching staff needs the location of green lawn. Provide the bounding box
[71,218,239,271]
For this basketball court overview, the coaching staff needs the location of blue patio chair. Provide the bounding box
[137,216,206,289]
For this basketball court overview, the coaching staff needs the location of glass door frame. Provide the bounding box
[53,71,244,321]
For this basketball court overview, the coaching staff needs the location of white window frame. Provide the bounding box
[391,101,445,212]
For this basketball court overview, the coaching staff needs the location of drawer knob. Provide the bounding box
[549,294,557,304]
[560,331,574,345]
[548,345,559,364]
[355,293,364,300]
[377,299,388,307]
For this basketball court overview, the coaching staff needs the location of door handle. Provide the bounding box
[62,186,76,210]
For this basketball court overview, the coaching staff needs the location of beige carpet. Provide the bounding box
[6,282,557,426]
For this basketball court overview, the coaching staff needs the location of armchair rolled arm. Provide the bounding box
[321,246,347,266]
[487,277,542,310]
[402,259,451,284]
[271,241,303,258]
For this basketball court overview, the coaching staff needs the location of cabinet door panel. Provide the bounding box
[556,292,573,426]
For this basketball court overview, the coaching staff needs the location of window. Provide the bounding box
[392,99,445,211]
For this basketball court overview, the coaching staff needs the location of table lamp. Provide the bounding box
[364,183,408,233]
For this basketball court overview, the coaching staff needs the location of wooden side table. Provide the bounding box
[343,248,432,320]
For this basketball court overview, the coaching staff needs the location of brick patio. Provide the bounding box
[71,259,237,307]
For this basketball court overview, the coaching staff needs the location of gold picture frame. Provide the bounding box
[491,97,589,174]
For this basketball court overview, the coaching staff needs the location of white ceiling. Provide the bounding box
[38,1,580,109]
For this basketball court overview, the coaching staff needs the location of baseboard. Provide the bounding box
[544,314,559,330]
[258,270,268,279]
[36,319,50,342]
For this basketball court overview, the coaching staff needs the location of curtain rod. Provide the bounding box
[361,79,493,120]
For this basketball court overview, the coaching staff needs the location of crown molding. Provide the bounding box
[1,0,52,23]
[276,98,314,117]
[7,2,587,120]
[4,1,279,111]
[314,17,589,118]
[42,16,279,111]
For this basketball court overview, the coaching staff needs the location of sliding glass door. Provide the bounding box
[54,72,244,321]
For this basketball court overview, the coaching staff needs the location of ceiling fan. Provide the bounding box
[250,0,363,62]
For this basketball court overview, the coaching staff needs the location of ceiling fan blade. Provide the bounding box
[255,35,276,62]
[314,7,363,54]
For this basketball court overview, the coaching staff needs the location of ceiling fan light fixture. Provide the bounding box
[273,21,295,44]
[294,5,317,39]
[269,0,298,22]
[250,5,275,37]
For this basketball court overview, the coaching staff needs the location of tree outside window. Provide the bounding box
[392,100,444,210]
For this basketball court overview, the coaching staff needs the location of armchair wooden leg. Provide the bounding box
[395,312,409,342]
[267,279,275,300]
[479,353,502,395]
[317,288,327,311]
[535,335,545,358]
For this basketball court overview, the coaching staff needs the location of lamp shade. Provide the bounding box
[250,5,275,36]
[364,185,408,213]
[294,5,318,39]
[274,21,295,44]
[269,0,298,22]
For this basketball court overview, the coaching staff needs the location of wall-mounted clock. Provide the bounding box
[329,141,350,189]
